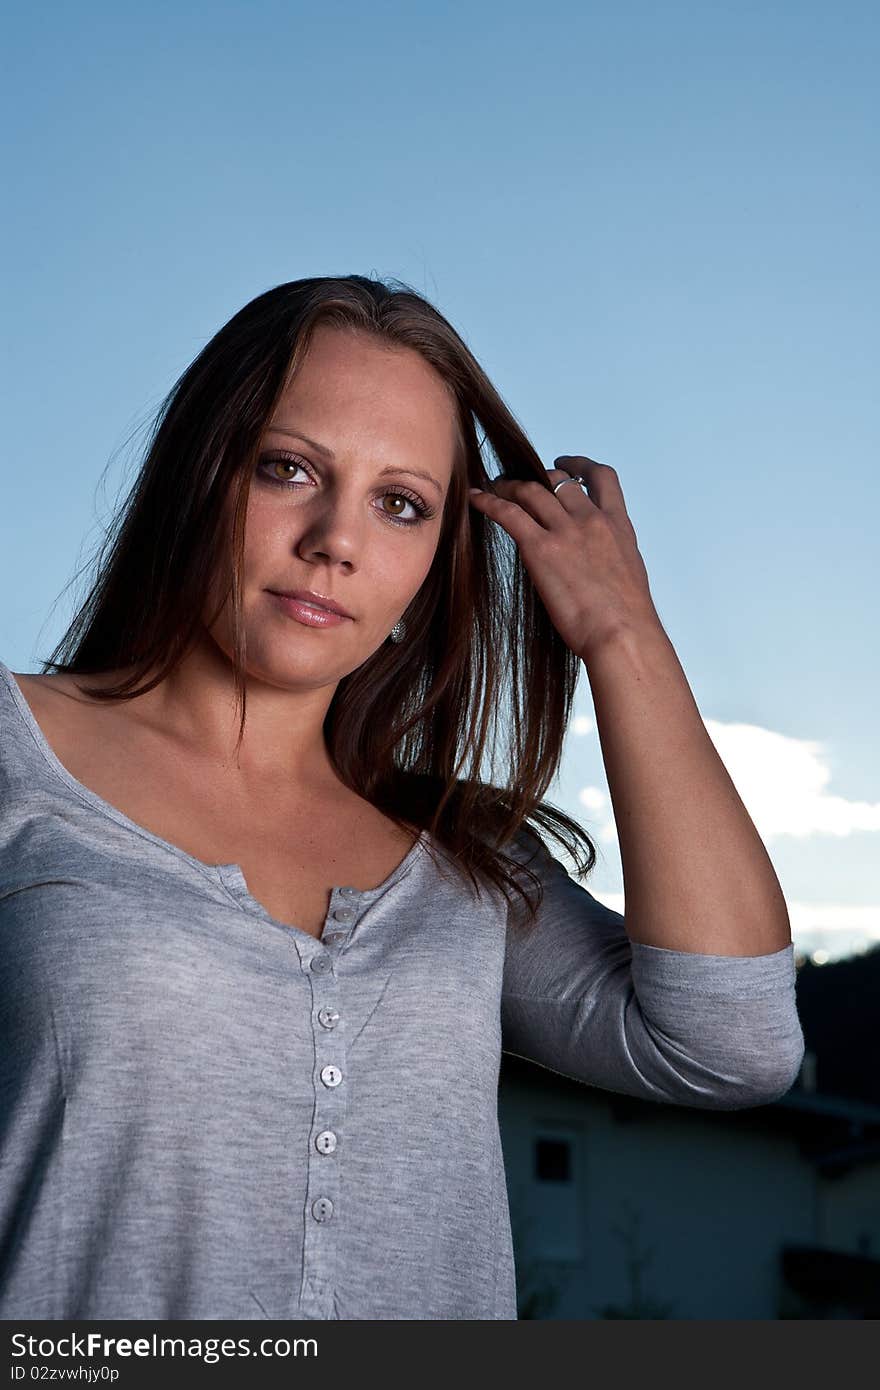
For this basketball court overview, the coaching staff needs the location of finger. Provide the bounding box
[485,467,597,529]
[476,476,582,532]
[544,467,596,514]
[467,484,551,543]
[553,456,628,515]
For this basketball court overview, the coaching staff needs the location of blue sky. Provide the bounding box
[2,1,877,962]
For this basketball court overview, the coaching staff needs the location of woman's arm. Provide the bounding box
[469,456,792,960]
[582,618,791,958]
[501,830,803,1109]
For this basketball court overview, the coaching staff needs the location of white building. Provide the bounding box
[498,1049,880,1318]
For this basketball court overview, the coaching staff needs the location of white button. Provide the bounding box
[332,908,355,923]
[320,1064,343,1088]
[312,1196,334,1221]
[310,954,332,974]
[315,1130,338,1154]
[323,931,345,943]
[317,1007,339,1029]
[339,886,359,897]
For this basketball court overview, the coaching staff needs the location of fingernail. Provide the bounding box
[469,487,483,495]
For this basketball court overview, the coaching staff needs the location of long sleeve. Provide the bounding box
[500,829,805,1111]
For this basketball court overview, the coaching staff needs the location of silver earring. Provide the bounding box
[389,618,406,644]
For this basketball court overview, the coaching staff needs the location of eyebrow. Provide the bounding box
[266,425,445,497]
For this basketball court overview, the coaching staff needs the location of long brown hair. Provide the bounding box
[40,274,598,928]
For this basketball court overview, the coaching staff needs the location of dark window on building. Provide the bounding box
[534,1137,572,1182]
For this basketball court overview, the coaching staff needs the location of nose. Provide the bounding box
[293,492,361,570]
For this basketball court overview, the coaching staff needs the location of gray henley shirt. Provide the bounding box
[0,655,805,1319]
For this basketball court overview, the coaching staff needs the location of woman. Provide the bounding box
[0,274,804,1320]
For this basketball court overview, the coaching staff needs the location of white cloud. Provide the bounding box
[703,720,880,839]
[578,892,879,941]
[571,712,880,840]
[785,902,880,935]
[785,900,880,959]
[567,714,879,959]
[581,890,879,962]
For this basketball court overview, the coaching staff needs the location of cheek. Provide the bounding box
[417,528,443,580]
[392,537,440,605]
[240,494,287,562]
[242,487,272,529]
[206,490,265,603]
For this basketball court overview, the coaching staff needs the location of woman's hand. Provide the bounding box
[468,456,663,663]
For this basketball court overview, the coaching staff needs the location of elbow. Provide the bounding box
[712,1035,807,1111]
[759,1035,808,1104]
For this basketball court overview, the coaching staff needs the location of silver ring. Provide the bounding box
[552,475,589,496]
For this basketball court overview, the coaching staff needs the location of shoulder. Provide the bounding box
[2,668,139,764]
[503,822,555,867]
[10,670,70,697]
[14,669,127,709]
[40,668,120,690]
[9,672,92,727]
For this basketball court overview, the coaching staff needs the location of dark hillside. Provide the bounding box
[795,942,880,1105]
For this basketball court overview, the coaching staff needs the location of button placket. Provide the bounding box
[320,891,360,951]
[290,889,362,1320]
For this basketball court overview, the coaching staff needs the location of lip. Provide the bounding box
[267,588,353,619]
[268,591,352,628]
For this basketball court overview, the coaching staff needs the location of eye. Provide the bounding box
[256,451,437,528]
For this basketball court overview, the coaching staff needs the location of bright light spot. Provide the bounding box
[578,785,606,811]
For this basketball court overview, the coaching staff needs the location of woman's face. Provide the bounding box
[206,323,459,690]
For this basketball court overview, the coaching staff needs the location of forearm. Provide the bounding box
[582,620,792,957]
